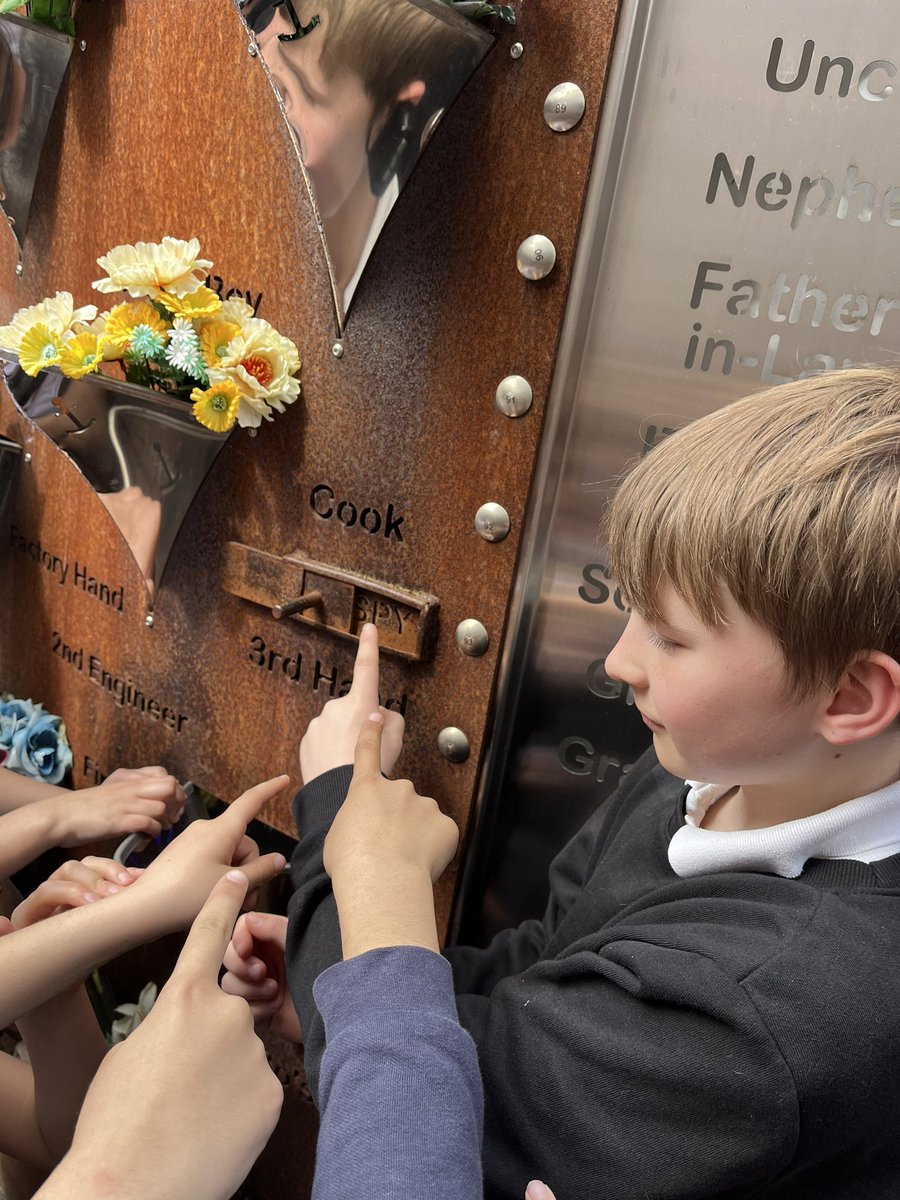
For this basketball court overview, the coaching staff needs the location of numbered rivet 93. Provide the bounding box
[495,375,533,418]
[543,82,586,132]
[475,503,511,543]
[516,235,557,281]
[455,619,490,657]
[438,727,470,763]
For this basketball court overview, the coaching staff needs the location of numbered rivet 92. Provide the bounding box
[516,235,557,281]
[475,502,511,542]
[543,82,586,132]
[495,375,533,418]
[438,727,470,763]
[455,619,490,657]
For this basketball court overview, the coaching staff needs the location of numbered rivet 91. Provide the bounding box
[475,503,511,542]
[455,619,489,657]
[543,82,586,132]
[495,375,533,418]
[438,727,470,763]
[516,235,556,281]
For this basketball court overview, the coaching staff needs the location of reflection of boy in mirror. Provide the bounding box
[250,0,487,307]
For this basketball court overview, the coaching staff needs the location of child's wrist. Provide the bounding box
[332,861,439,958]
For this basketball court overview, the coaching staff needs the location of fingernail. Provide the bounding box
[226,869,246,883]
[117,872,132,884]
[274,853,286,872]
[525,1183,554,1200]
[368,711,384,724]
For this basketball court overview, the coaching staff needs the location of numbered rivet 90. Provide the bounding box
[516,235,557,281]
[455,619,490,657]
[438,727,470,763]
[543,82,586,132]
[475,503,511,543]
[495,375,533,418]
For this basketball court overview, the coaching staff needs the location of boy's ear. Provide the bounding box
[817,652,900,745]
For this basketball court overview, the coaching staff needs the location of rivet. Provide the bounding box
[332,342,344,359]
[516,235,557,281]
[22,451,31,464]
[455,619,489,657]
[15,263,23,277]
[79,38,87,51]
[543,82,586,132]
[144,613,154,628]
[474,502,511,543]
[495,375,533,418]
[438,727,470,763]
[510,41,524,59]
[248,427,258,438]
[248,41,258,56]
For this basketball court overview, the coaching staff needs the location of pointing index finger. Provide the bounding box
[353,712,385,780]
[348,623,381,709]
[175,870,249,977]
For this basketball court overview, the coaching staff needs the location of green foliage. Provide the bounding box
[0,0,75,34]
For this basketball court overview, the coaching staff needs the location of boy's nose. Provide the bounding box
[604,618,644,688]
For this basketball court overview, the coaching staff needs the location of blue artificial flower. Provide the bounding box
[6,705,73,784]
[0,695,40,753]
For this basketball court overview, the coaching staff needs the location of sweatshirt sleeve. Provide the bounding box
[285,765,353,1103]
[311,946,483,1200]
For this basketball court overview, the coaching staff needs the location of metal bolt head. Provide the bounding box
[495,375,533,418]
[455,619,489,657]
[510,41,524,59]
[474,502,511,543]
[248,40,258,56]
[438,726,470,763]
[22,451,32,464]
[79,38,87,51]
[15,262,23,277]
[543,82,586,132]
[517,235,557,281]
[144,613,154,628]
[332,342,344,359]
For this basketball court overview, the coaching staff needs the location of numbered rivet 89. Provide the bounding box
[516,235,557,281]
[543,82,586,132]
[474,503,511,543]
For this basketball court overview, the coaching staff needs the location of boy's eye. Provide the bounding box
[647,630,679,652]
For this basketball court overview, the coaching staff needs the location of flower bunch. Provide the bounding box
[0,237,302,431]
[0,694,72,784]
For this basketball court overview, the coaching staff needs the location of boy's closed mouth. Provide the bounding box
[638,710,665,732]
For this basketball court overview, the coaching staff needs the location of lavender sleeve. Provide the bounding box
[311,945,484,1200]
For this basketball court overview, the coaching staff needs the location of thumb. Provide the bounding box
[174,870,249,978]
[0,916,12,938]
[353,712,385,780]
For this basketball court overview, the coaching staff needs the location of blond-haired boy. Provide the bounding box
[229,368,900,1199]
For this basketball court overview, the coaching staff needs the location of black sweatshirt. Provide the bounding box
[286,751,900,1199]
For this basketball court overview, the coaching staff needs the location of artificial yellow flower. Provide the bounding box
[58,332,105,380]
[0,292,97,352]
[103,302,170,353]
[157,286,222,320]
[215,318,301,420]
[18,324,62,375]
[191,379,241,432]
[93,237,213,300]
[197,318,240,368]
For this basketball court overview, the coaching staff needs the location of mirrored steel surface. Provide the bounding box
[233,0,493,333]
[0,433,21,529]
[516,235,557,280]
[459,0,900,940]
[495,374,533,417]
[0,14,72,261]
[1,359,229,602]
[543,82,586,132]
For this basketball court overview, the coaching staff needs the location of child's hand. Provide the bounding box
[11,857,142,928]
[299,623,404,785]
[131,776,289,933]
[324,714,458,887]
[44,872,283,1200]
[525,1184,557,1200]
[50,767,185,848]
[221,912,301,1043]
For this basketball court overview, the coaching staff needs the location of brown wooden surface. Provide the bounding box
[0,0,621,936]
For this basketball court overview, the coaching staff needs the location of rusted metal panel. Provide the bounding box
[0,0,622,947]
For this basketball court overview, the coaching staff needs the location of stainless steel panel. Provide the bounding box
[457,0,900,940]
